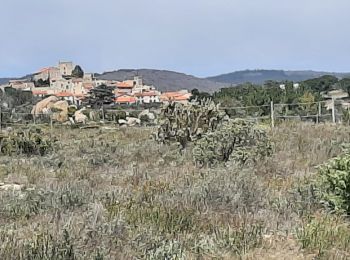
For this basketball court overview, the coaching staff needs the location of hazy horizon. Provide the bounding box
[1,0,350,78]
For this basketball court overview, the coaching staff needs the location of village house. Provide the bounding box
[32,89,49,98]
[322,89,350,110]
[8,79,35,90]
[134,91,161,104]
[33,67,61,82]
[115,81,134,95]
[160,90,192,104]
[55,91,84,106]
[131,76,157,94]
[115,94,137,105]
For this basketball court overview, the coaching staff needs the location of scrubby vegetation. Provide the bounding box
[315,147,350,215]
[193,119,271,166]
[0,127,56,156]
[0,121,350,259]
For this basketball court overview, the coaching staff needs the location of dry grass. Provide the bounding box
[1,122,350,259]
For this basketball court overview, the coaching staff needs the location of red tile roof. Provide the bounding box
[32,90,48,95]
[115,96,137,103]
[55,92,74,97]
[134,91,159,97]
[160,91,191,101]
[116,82,134,88]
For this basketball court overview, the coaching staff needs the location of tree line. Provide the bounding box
[191,75,350,117]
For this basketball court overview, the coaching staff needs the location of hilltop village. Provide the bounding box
[1,61,192,106]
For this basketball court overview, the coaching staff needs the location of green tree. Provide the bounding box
[83,84,115,109]
[337,78,350,96]
[303,75,338,93]
[72,65,84,78]
[190,88,212,101]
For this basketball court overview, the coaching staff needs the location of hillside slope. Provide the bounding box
[207,69,350,84]
[97,69,225,92]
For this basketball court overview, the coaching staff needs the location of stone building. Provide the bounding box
[8,79,35,90]
[58,61,74,76]
[33,67,61,82]
[134,91,161,104]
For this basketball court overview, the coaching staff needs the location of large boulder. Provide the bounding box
[126,117,141,126]
[31,96,69,122]
[138,109,155,123]
[74,108,88,124]
[31,96,59,116]
[118,119,127,125]
[0,183,23,191]
[51,100,69,122]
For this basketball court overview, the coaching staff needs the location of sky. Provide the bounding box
[0,0,350,78]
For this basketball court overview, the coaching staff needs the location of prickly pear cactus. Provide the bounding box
[192,119,271,167]
[153,99,227,149]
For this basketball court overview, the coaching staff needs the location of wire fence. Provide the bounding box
[221,99,344,126]
[0,99,347,130]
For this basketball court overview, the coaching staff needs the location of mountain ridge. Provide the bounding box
[96,69,225,92]
[207,69,350,84]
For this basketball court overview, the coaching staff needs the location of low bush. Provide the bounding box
[193,119,271,166]
[0,127,56,156]
[153,100,226,149]
[315,150,350,214]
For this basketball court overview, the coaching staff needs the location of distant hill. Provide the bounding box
[97,69,225,92]
[0,74,33,85]
[207,70,350,85]
[0,78,12,85]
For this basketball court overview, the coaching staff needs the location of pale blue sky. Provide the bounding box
[0,0,349,77]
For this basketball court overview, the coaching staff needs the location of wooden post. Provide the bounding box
[50,116,53,132]
[0,106,2,131]
[270,101,275,128]
[317,102,321,124]
[332,98,336,124]
[102,106,105,122]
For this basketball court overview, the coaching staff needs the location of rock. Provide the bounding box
[126,117,141,126]
[51,100,69,122]
[118,119,127,125]
[31,96,69,123]
[0,183,23,191]
[31,96,59,116]
[138,109,155,122]
[74,109,88,124]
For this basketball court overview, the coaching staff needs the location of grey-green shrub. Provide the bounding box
[192,119,271,166]
[316,151,350,214]
[153,100,226,149]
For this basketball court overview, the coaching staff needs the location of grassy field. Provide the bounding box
[1,122,350,259]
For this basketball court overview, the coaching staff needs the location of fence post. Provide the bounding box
[317,102,321,124]
[102,106,105,122]
[0,106,2,131]
[50,115,53,132]
[331,98,336,124]
[270,101,275,128]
